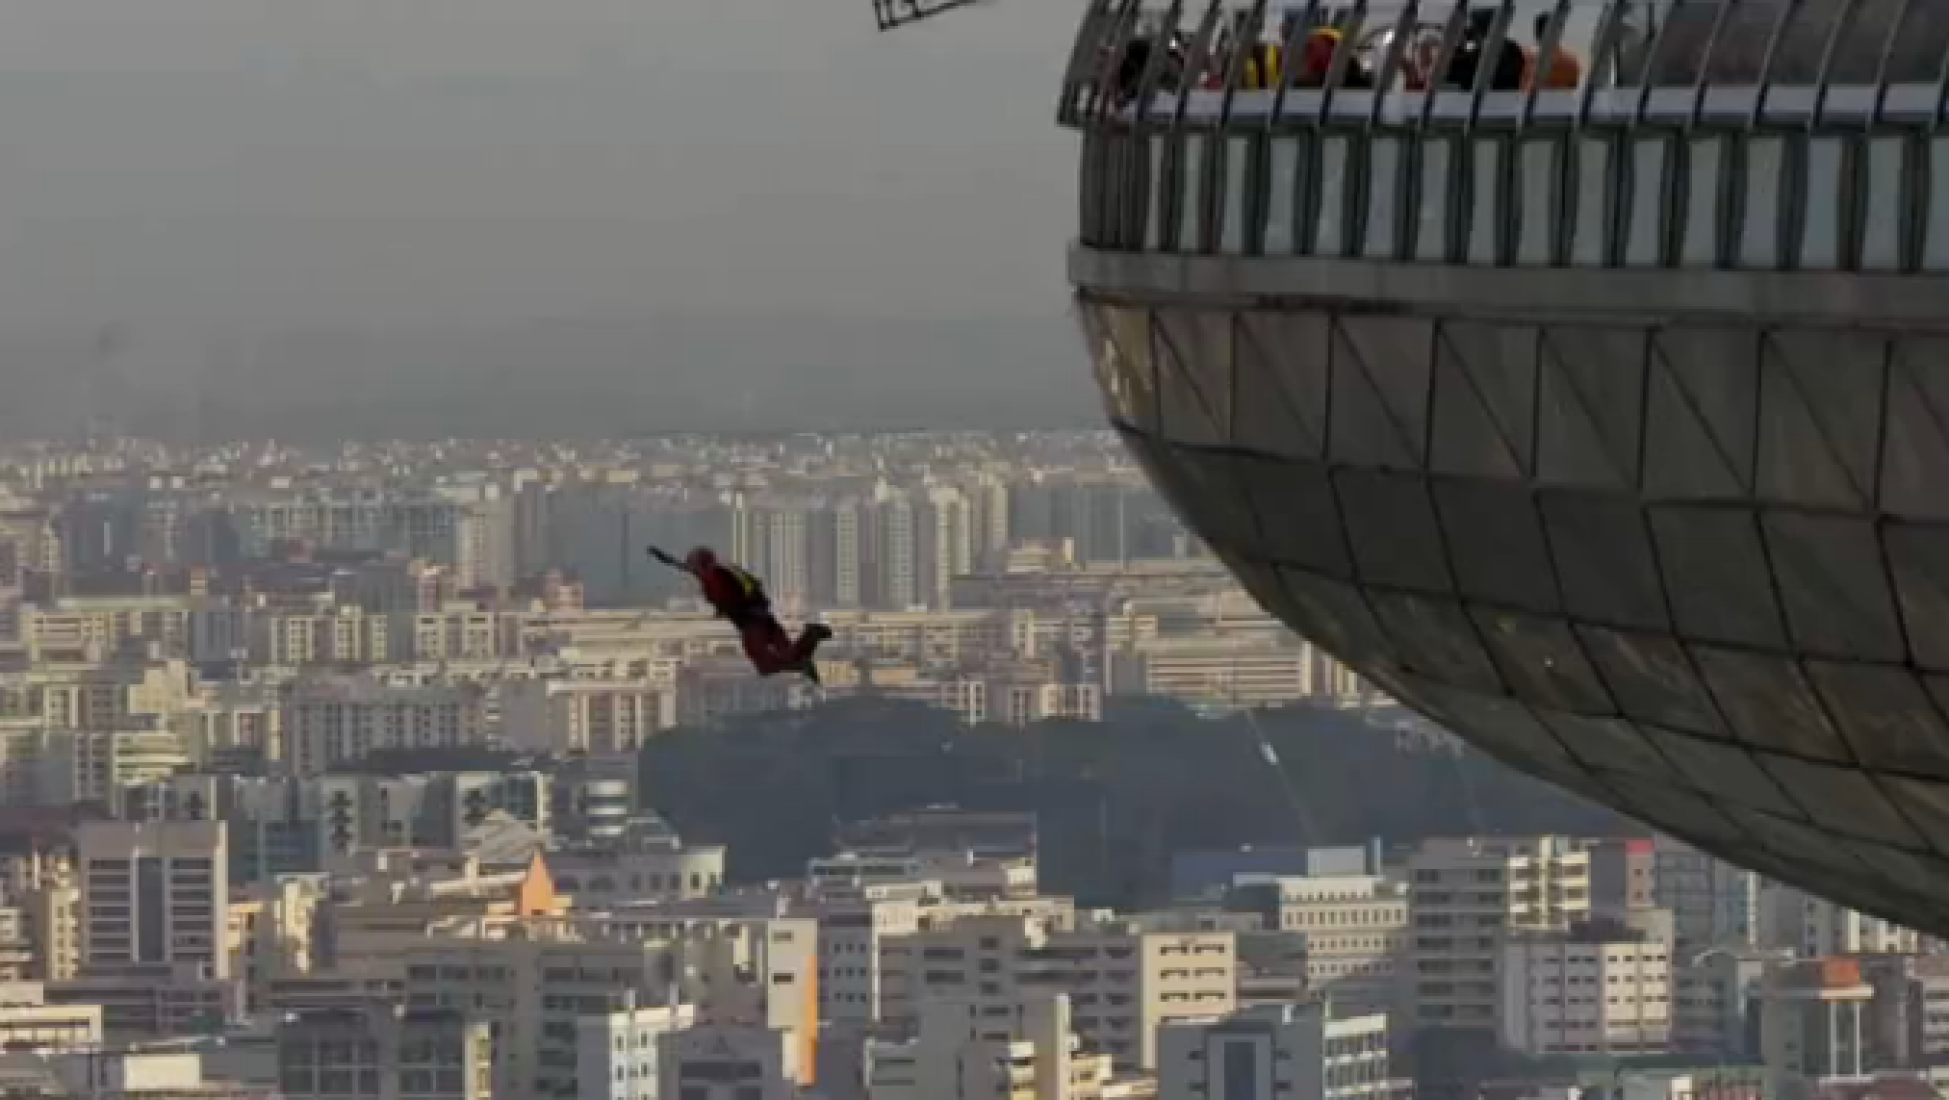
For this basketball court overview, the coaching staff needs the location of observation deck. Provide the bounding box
[1061,0,1949,938]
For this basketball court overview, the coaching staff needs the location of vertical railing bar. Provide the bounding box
[1368,0,1424,128]
[1169,0,1227,132]
[1220,0,1272,127]
[1269,0,1327,130]
[1083,0,1145,125]
[1747,0,1805,132]
[1629,0,1672,125]
[1465,0,1517,130]
[1166,0,1225,252]
[1133,0,1187,128]
[1317,0,1372,125]
[1687,0,1741,130]
[1521,0,1575,127]
[1419,0,1475,129]
[1809,0,1860,128]
[1059,0,1118,124]
[1931,0,1949,127]
[1868,0,1918,124]
[1576,0,1630,127]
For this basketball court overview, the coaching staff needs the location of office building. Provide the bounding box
[867,994,1113,1100]
[1157,1001,1403,1100]
[276,1004,494,1100]
[659,1025,798,1100]
[575,998,696,1100]
[280,674,487,776]
[76,820,229,979]
[1408,836,1592,1030]
[883,914,1234,1070]
[1762,958,1877,1100]
[1500,917,1675,1057]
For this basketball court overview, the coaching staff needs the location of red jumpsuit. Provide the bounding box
[697,564,820,676]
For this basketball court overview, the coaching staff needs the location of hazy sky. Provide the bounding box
[0,0,1080,330]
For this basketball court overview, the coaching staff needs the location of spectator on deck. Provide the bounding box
[1446,9,1528,90]
[1526,12,1584,88]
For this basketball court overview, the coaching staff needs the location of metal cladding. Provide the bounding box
[1062,0,1949,933]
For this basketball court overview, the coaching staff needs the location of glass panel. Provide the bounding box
[1277,570,1400,668]
[1801,137,1843,269]
[1681,136,1723,267]
[1430,480,1558,613]
[1417,137,1452,263]
[1230,456,1348,576]
[1335,468,1450,594]
[1266,137,1300,255]
[1807,662,1949,781]
[1221,136,1251,254]
[1468,140,1501,266]
[1368,592,1502,693]
[1092,134,1120,249]
[1648,505,1788,650]
[1234,312,1329,460]
[1885,776,1949,858]
[1154,309,1234,448]
[1541,712,1674,781]
[1082,304,1161,434]
[1472,610,1615,715]
[1517,140,1556,267]
[1080,134,1103,246]
[1408,682,1580,778]
[1364,136,1401,260]
[1625,137,1667,267]
[1315,136,1351,256]
[1148,136,1167,251]
[1762,756,1927,851]
[1691,646,1852,763]
[1862,137,1903,272]
[1572,137,1612,267]
[1886,524,1949,671]
[1653,734,1799,817]
[1180,134,1207,252]
[1926,139,1949,271]
[1575,626,1725,737]
[1761,512,1905,662]
[1739,136,1784,269]
[1540,494,1670,632]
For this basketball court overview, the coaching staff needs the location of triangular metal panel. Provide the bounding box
[1881,337,1949,520]
[1274,567,1402,671]
[1330,315,1434,472]
[1430,320,1537,480]
[1148,443,1264,555]
[1234,311,1330,461]
[1882,523,1949,672]
[1152,308,1235,448]
[1644,327,1759,499]
[1536,326,1646,490]
[1079,301,1160,433]
[1757,330,1885,509]
[1368,591,1503,694]
[1806,662,1949,781]
[1227,452,1352,578]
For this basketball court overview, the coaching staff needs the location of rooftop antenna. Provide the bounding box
[871,0,994,31]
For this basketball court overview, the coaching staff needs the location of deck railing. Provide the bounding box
[1063,0,1949,271]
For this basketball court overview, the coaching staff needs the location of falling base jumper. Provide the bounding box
[650,546,833,685]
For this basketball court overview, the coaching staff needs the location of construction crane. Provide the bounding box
[871,0,994,32]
